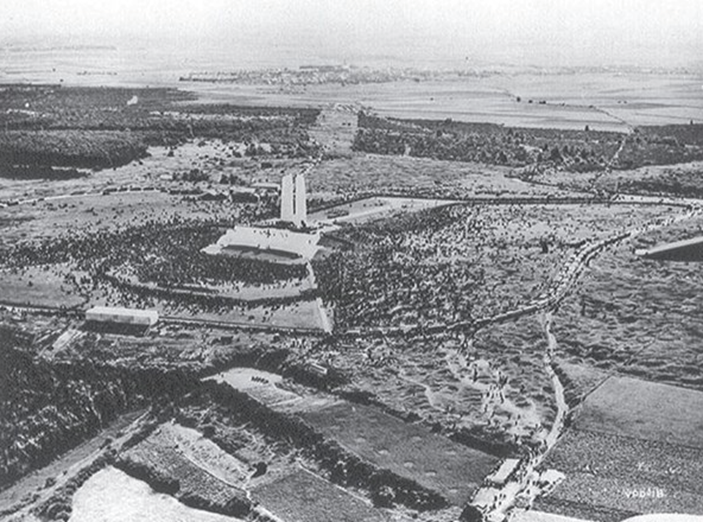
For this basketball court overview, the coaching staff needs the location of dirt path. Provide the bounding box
[538,312,567,457]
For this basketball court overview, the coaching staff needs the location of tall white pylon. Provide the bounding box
[280,174,294,223]
[279,172,307,227]
[294,173,307,227]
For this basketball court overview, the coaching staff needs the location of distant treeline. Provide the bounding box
[353,112,703,171]
[0,85,321,170]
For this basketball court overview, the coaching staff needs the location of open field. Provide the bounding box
[70,466,242,522]
[251,468,388,522]
[302,153,574,200]
[535,469,703,521]
[574,376,703,448]
[301,402,499,506]
[537,373,703,520]
[204,368,304,408]
[538,430,703,520]
[308,196,457,227]
[544,429,703,500]
[0,265,87,309]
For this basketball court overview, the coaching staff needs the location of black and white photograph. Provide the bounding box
[1,1,702,521]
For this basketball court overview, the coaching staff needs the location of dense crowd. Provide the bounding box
[313,202,669,332]
[0,203,309,313]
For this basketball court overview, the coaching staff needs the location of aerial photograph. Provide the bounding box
[0,0,702,521]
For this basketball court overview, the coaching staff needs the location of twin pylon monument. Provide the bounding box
[280,172,307,228]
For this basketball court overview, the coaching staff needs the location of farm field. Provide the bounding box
[573,376,703,448]
[70,466,242,522]
[116,423,254,519]
[251,468,389,522]
[537,374,703,519]
[183,73,703,131]
[301,401,499,506]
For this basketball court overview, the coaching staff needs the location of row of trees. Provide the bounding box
[354,113,703,171]
[353,114,619,170]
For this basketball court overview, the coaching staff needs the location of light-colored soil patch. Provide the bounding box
[70,466,242,522]
[204,368,300,407]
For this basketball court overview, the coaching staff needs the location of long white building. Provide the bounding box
[85,306,159,326]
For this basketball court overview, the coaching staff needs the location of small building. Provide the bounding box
[85,306,159,326]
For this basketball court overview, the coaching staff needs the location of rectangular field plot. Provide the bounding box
[301,402,499,505]
[535,469,703,519]
[544,429,703,499]
[539,421,703,519]
[252,468,388,522]
[575,376,703,448]
[118,424,250,512]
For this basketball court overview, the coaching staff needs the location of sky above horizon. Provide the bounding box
[2,0,702,67]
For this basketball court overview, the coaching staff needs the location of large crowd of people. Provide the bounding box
[313,202,668,332]
[0,201,309,314]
